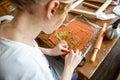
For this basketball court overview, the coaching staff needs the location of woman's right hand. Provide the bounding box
[61,49,82,80]
[64,49,82,72]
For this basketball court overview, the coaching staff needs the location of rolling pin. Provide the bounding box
[91,23,107,62]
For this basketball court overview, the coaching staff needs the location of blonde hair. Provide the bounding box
[10,0,74,14]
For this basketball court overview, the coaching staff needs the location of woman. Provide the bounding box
[0,0,82,80]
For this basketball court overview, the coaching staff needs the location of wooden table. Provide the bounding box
[37,5,120,80]
[0,0,14,16]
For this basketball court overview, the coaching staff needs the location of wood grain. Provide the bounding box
[90,37,120,80]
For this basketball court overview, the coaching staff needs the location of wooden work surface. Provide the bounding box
[37,5,119,80]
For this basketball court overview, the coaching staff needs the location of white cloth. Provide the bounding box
[113,5,120,16]
[96,12,117,20]
[0,38,54,80]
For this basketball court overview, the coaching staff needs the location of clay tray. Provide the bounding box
[49,15,101,54]
[49,21,93,51]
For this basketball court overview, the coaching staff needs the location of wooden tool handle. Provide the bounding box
[85,0,106,3]
[91,23,107,62]
[83,2,99,9]
[91,48,98,62]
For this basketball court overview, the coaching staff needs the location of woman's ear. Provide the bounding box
[46,0,59,19]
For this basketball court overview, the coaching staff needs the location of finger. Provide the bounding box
[60,40,66,44]
[75,49,79,56]
[71,49,74,53]
[70,49,75,61]
[60,40,68,45]
[61,44,69,48]
[78,52,82,61]
[62,40,67,44]
[60,43,69,50]
[58,44,67,50]
[62,52,68,55]
[71,50,76,56]
[59,40,68,48]
[78,51,82,56]
[61,49,70,53]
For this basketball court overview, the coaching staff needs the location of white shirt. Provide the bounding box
[0,38,54,80]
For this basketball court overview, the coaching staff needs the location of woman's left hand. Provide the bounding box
[52,40,70,56]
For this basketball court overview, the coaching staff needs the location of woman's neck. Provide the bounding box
[0,12,43,46]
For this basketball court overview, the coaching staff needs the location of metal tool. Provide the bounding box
[78,44,92,67]
[105,18,120,39]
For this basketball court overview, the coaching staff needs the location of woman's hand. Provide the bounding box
[51,40,70,56]
[40,40,69,56]
[65,49,82,71]
[61,49,82,80]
